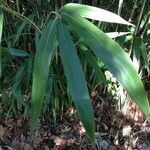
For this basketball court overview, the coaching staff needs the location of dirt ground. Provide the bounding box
[0,92,150,150]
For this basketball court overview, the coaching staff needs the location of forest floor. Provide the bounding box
[0,91,150,150]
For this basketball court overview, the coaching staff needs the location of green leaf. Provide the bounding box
[27,58,32,88]
[13,61,27,90]
[13,86,29,109]
[13,15,34,45]
[9,48,30,57]
[60,3,134,26]
[31,19,58,131]
[57,20,95,143]
[132,37,150,74]
[140,41,149,75]
[60,12,150,117]
[13,61,29,109]
[0,9,3,78]
[132,38,142,73]
[43,77,53,113]
[79,45,106,85]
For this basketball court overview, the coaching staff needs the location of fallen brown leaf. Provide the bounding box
[23,144,33,150]
[0,125,6,140]
[43,145,50,150]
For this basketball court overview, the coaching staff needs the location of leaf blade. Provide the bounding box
[31,19,58,131]
[60,3,134,26]
[13,61,29,109]
[9,48,30,57]
[57,20,95,143]
[61,12,150,117]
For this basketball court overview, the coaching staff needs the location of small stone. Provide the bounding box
[99,140,110,150]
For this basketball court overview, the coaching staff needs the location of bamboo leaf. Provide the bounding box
[60,12,150,117]
[13,86,29,109]
[9,48,30,57]
[43,77,53,113]
[134,38,149,75]
[13,15,34,45]
[13,61,27,90]
[60,3,134,26]
[57,20,95,143]
[132,38,142,73]
[140,41,149,75]
[31,19,58,131]
[13,61,29,109]
[132,37,150,74]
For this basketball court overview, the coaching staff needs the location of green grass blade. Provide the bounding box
[9,48,30,57]
[61,13,150,117]
[60,3,134,26]
[13,86,29,109]
[57,20,95,143]
[43,77,53,113]
[0,9,3,79]
[13,15,34,45]
[26,58,32,88]
[132,38,142,73]
[13,61,29,109]
[13,61,27,90]
[134,38,149,75]
[140,41,150,75]
[31,19,58,131]
[132,37,150,74]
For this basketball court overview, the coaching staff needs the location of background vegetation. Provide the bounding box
[0,0,150,149]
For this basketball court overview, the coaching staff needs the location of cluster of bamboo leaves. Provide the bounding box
[0,1,150,143]
[31,3,150,142]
